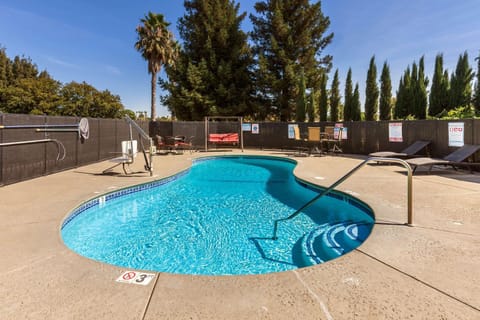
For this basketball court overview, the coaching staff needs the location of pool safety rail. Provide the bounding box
[124,115,154,176]
[0,118,90,140]
[272,157,413,240]
[0,118,89,161]
[0,138,66,160]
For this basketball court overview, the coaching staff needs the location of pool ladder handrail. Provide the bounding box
[272,157,413,240]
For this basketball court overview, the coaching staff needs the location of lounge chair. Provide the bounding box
[369,140,431,158]
[406,144,480,174]
[103,140,138,175]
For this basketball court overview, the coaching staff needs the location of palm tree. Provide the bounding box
[135,12,177,120]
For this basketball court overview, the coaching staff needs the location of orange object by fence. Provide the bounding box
[208,133,239,144]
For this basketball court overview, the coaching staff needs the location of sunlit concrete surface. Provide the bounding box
[1,150,479,319]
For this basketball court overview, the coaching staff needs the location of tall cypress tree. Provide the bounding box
[319,73,328,121]
[343,68,353,121]
[429,54,450,117]
[410,62,418,118]
[352,83,361,121]
[413,56,428,119]
[473,52,480,113]
[379,61,392,120]
[394,76,404,119]
[364,56,379,121]
[162,0,253,120]
[395,67,411,119]
[251,0,333,121]
[449,52,474,109]
[307,87,316,122]
[296,67,306,121]
[330,69,340,122]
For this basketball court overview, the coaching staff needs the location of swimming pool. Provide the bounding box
[61,156,374,275]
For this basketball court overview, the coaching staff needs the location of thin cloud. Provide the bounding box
[105,65,122,76]
[46,56,80,69]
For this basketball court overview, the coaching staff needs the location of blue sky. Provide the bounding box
[1,0,479,117]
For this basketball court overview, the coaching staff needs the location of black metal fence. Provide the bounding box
[1,114,479,186]
[0,114,148,186]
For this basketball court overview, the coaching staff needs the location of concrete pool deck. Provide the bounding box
[1,150,479,319]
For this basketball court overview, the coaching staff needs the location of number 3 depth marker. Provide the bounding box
[116,271,155,286]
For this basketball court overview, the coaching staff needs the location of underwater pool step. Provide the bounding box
[301,221,372,266]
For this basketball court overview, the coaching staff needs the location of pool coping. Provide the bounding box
[1,150,479,319]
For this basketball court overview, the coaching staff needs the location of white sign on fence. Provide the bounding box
[252,123,260,134]
[448,122,464,147]
[389,123,403,142]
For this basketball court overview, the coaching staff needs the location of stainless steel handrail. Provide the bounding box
[0,138,66,161]
[124,116,153,176]
[272,157,413,240]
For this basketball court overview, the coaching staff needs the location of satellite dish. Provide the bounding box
[79,118,89,140]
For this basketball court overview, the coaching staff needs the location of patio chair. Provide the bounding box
[369,140,431,158]
[406,144,480,174]
[175,135,195,153]
[307,127,323,156]
[102,140,138,175]
[155,135,180,154]
[321,126,343,153]
[293,126,309,156]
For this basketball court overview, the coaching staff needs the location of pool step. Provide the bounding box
[301,221,372,266]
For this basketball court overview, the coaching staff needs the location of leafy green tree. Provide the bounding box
[318,73,328,121]
[1,74,61,115]
[251,0,333,120]
[343,68,353,121]
[330,69,340,122]
[307,87,316,122]
[379,61,392,120]
[449,51,474,109]
[60,81,125,118]
[364,56,379,121]
[473,52,480,113]
[60,81,96,116]
[162,0,253,120]
[296,67,306,121]
[0,47,13,88]
[135,12,178,120]
[429,54,450,117]
[91,90,125,118]
[352,83,361,121]
[0,46,129,118]
[11,55,38,81]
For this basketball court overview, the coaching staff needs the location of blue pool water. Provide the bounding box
[62,156,374,275]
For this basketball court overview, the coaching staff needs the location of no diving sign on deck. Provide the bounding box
[116,271,155,286]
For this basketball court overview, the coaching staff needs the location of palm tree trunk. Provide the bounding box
[151,72,157,120]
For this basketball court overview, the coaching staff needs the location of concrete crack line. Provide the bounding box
[140,272,160,320]
[356,248,480,312]
[3,254,56,276]
[293,270,334,320]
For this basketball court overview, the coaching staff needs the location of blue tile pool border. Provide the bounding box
[61,168,190,230]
